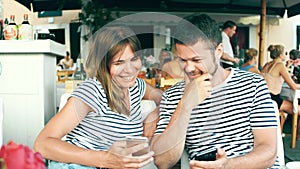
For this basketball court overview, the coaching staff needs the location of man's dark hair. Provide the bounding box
[66,51,70,56]
[173,13,222,50]
[289,49,300,60]
[222,20,236,30]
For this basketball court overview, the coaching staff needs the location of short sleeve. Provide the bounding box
[71,79,107,114]
[250,76,277,129]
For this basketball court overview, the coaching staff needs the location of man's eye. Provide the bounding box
[177,57,186,62]
[192,59,202,63]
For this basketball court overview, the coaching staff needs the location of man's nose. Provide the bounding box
[185,61,196,72]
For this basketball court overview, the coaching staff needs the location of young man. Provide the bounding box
[151,13,278,169]
[220,20,240,68]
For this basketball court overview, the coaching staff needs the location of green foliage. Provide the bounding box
[78,0,115,41]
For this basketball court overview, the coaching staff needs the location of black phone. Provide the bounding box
[194,148,217,161]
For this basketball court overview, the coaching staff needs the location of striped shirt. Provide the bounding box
[156,68,279,168]
[65,77,146,151]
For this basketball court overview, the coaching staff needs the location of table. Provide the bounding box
[280,83,300,148]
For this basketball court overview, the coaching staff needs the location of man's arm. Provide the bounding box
[150,100,192,169]
[221,52,239,64]
[190,128,277,169]
[227,128,277,168]
[150,74,212,169]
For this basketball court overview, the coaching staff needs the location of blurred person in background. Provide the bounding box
[288,49,300,83]
[261,45,300,135]
[220,20,240,68]
[158,48,172,69]
[239,48,260,74]
[58,51,74,69]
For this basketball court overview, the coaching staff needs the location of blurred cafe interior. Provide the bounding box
[2,0,300,168]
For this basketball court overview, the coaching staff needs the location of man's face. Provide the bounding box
[228,26,237,37]
[176,41,217,82]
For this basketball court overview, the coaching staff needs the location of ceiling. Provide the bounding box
[15,0,300,18]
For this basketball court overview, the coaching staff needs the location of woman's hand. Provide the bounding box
[190,148,228,169]
[102,140,154,169]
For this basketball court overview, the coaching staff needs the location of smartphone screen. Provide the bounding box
[126,136,149,156]
[194,148,217,161]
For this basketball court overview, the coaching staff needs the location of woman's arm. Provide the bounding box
[142,82,162,138]
[279,63,300,90]
[143,82,163,106]
[34,97,154,168]
[34,97,104,166]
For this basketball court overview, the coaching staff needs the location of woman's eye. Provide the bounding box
[113,61,123,65]
[131,56,140,61]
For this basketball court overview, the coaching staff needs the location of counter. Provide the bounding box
[0,40,66,148]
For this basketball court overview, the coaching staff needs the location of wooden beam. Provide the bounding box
[258,0,266,69]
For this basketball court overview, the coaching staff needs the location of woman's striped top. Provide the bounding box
[65,77,146,151]
[155,69,279,168]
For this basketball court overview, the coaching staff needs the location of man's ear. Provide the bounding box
[215,43,223,59]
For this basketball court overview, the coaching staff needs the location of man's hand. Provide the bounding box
[182,73,212,109]
[233,58,240,64]
[190,148,229,169]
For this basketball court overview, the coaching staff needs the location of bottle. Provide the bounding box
[18,14,33,40]
[73,57,87,80]
[0,20,3,40]
[2,18,8,40]
[4,15,18,40]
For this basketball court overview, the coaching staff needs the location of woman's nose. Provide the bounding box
[123,62,135,73]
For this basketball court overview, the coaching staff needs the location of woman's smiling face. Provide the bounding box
[110,45,142,89]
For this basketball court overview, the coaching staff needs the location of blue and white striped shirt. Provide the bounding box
[65,77,146,151]
[156,68,279,168]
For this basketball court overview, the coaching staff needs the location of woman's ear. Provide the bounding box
[215,43,223,59]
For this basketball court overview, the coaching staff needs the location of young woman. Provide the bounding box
[261,44,300,116]
[34,26,162,169]
[239,48,260,74]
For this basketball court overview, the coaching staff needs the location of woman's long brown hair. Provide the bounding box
[85,26,142,116]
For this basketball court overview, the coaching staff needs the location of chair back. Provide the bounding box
[272,101,285,166]
[160,78,183,91]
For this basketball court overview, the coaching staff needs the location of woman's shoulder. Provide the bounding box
[272,62,287,72]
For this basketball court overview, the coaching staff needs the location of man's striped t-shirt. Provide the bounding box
[155,68,279,168]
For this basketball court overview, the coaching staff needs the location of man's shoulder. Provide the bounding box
[163,80,185,94]
[233,68,264,81]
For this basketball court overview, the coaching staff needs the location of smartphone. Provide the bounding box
[126,136,149,156]
[194,148,217,161]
